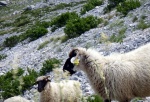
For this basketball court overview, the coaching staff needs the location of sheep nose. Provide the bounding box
[38,88,43,92]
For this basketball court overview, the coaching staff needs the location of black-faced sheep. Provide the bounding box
[4,96,30,102]
[63,43,150,102]
[36,75,82,102]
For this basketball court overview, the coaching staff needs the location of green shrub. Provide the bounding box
[0,68,24,99]
[0,68,39,99]
[64,16,101,39]
[0,57,61,99]
[80,0,103,15]
[3,26,48,48]
[14,15,30,27]
[25,26,48,41]
[3,35,20,48]
[22,68,38,91]
[39,58,60,75]
[108,0,124,7]
[0,54,7,61]
[35,21,50,28]
[104,0,124,13]
[50,12,79,32]
[117,0,141,16]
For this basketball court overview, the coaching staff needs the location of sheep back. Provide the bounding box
[4,96,30,102]
[40,80,82,102]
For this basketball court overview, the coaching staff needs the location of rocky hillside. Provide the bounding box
[0,0,150,101]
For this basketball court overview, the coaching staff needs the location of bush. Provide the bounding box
[117,0,141,16]
[0,68,24,99]
[22,68,38,91]
[50,12,79,32]
[25,26,48,41]
[104,0,124,13]
[0,68,39,99]
[39,58,60,75]
[35,21,50,28]
[3,35,20,48]
[80,0,103,15]
[0,57,61,99]
[64,16,101,39]
[0,58,60,99]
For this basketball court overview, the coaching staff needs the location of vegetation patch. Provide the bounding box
[0,58,60,100]
[50,12,79,32]
[4,35,20,48]
[0,54,7,61]
[39,58,60,75]
[104,0,124,13]
[109,20,124,29]
[80,0,103,15]
[37,41,49,50]
[137,20,150,30]
[3,23,48,48]
[14,15,30,27]
[109,27,127,43]
[25,26,48,41]
[64,16,102,39]
[0,68,25,99]
[22,68,38,91]
[117,0,141,16]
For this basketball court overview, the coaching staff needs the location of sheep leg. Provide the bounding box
[104,99,111,102]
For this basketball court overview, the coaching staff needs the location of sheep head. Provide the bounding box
[63,47,86,75]
[36,76,51,92]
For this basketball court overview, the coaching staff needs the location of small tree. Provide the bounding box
[39,58,60,75]
[117,0,141,15]
[64,16,101,39]
[25,26,48,41]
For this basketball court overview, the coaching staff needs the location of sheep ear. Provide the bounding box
[71,57,80,66]
[45,76,51,82]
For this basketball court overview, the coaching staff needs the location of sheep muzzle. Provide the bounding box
[63,57,76,75]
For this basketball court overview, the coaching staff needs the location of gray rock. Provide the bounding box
[0,1,8,6]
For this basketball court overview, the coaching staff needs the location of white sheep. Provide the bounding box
[36,75,82,102]
[63,43,150,102]
[4,96,30,102]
